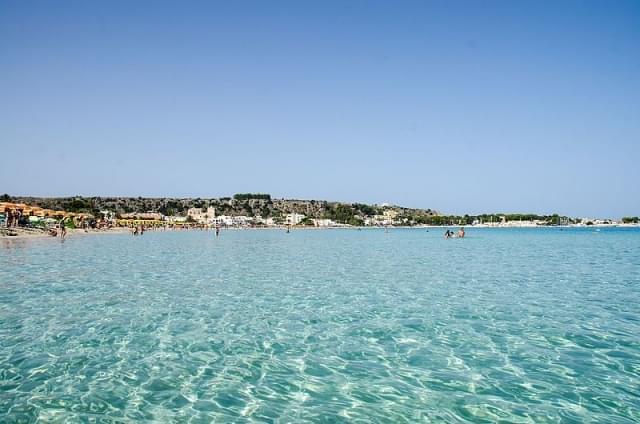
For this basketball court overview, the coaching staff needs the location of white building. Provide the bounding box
[368,211,398,226]
[285,213,305,225]
[213,215,233,226]
[383,209,399,220]
[313,218,336,227]
[579,218,613,225]
[231,216,253,226]
[187,207,216,224]
[168,216,187,223]
[100,210,117,225]
[212,215,254,227]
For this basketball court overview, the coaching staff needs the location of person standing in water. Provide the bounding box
[215,225,220,237]
[59,217,67,241]
[457,227,465,238]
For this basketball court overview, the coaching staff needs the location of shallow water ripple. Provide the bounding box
[1,228,639,422]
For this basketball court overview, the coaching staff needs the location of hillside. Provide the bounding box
[5,194,438,225]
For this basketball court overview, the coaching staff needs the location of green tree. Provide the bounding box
[348,216,364,226]
[299,217,315,226]
[325,204,357,224]
[353,203,377,217]
[234,193,271,201]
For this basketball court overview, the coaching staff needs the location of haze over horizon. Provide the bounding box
[1,1,639,217]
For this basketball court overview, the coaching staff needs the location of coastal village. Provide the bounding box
[1,194,638,237]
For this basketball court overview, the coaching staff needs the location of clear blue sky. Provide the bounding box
[1,1,639,217]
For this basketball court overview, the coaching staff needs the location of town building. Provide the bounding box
[285,213,305,225]
[313,218,336,227]
[187,207,216,224]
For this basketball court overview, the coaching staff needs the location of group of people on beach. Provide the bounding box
[3,209,24,228]
[444,227,465,239]
[131,225,145,236]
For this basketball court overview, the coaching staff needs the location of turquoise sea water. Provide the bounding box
[1,228,639,423]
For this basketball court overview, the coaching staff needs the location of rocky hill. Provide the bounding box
[6,194,438,225]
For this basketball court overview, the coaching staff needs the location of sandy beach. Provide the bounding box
[0,227,130,240]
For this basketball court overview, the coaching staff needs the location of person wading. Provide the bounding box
[59,218,67,241]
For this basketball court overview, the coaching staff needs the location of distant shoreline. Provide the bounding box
[2,223,638,241]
